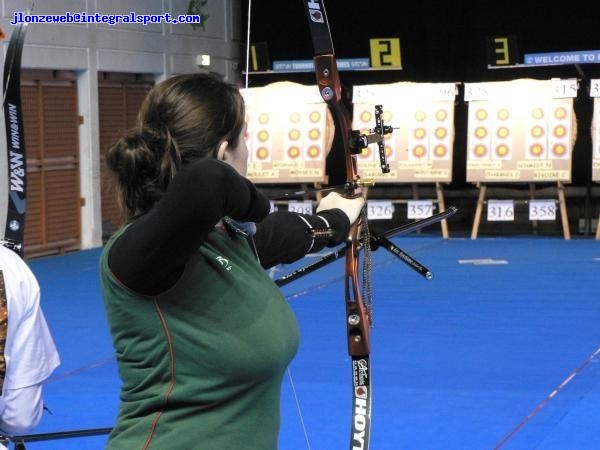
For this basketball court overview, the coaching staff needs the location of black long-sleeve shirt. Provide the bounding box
[107,158,350,296]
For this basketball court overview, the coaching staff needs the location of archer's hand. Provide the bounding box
[316,192,365,225]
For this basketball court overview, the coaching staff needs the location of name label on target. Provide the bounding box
[487,199,514,221]
[367,200,394,220]
[288,200,313,215]
[407,200,434,219]
[529,199,556,221]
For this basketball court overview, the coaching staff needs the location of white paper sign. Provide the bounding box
[407,200,434,219]
[487,200,514,221]
[367,200,394,220]
[529,199,556,221]
[288,200,313,215]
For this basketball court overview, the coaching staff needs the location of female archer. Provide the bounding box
[99,71,364,449]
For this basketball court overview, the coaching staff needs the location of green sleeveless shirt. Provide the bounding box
[100,224,300,449]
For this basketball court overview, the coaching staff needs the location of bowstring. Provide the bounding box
[244,0,252,89]
[360,205,374,324]
[246,2,311,448]
[286,368,312,450]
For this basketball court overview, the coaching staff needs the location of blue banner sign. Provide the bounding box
[272,58,370,72]
[524,50,600,66]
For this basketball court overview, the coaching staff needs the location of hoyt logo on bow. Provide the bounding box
[352,358,370,449]
[306,1,324,23]
[353,388,368,450]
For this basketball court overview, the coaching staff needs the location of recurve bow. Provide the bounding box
[300,2,390,448]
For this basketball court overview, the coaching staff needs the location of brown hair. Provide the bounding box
[106,72,245,217]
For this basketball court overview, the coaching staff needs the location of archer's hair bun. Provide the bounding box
[106,133,158,183]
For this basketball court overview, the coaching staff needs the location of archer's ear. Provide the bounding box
[216,140,229,161]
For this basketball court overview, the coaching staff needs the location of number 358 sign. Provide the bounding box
[529,199,556,221]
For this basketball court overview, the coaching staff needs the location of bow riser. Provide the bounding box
[313,54,360,183]
[346,243,370,355]
[313,53,370,356]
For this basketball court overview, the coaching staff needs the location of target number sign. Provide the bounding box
[528,199,556,221]
[287,200,313,215]
[367,200,394,220]
[487,200,514,221]
[407,200,434,219]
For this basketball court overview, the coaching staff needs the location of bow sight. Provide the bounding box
[349,105,393,174]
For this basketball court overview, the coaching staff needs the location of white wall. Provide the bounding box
[0,0,243,249]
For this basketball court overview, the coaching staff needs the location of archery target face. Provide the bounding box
[352,82,456,183]
[242,82,333,183]
[465,79,575,182]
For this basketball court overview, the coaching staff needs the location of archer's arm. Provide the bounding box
[254,190,365,269]
[108,159,271,295]
[254,209,351,269]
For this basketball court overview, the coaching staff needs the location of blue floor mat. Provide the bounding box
[15,236,600,449]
